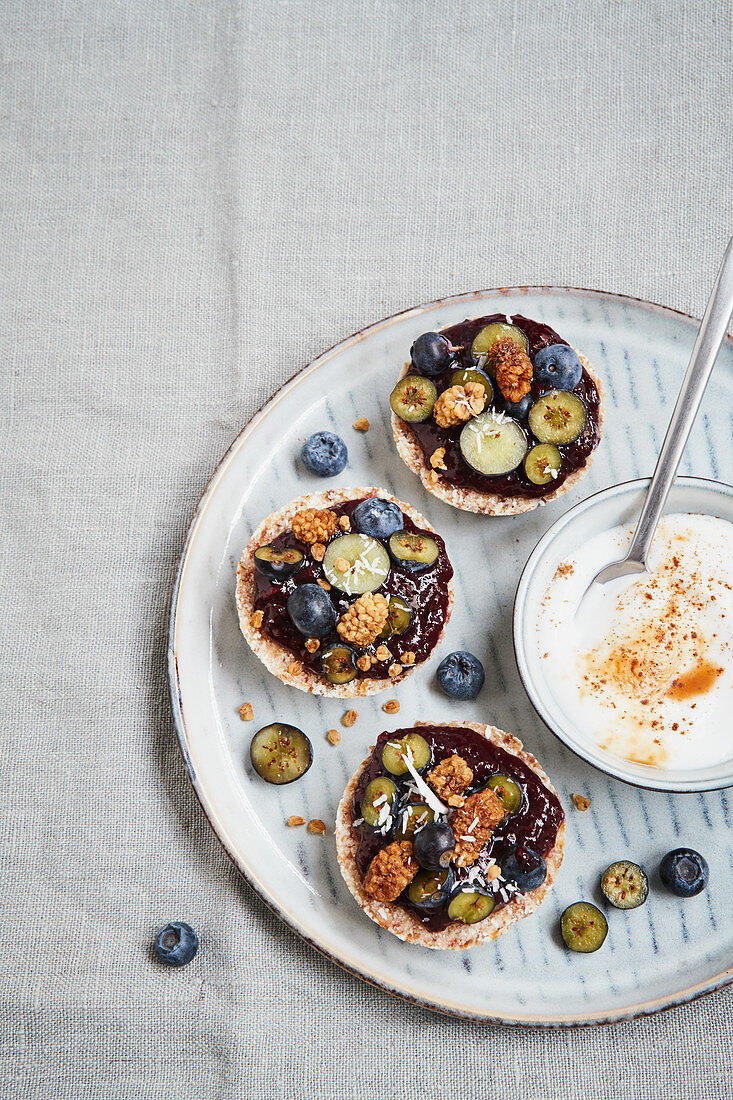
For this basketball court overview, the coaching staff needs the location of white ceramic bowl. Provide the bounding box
[513,476,733,793]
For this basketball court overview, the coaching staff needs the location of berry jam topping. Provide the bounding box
[253,498,453,682]
[352,725,564,932]
[394,314,601,500]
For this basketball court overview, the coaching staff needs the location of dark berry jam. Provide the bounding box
[351,725,564,932]
[403,314,600,499]
[253,498,453,681]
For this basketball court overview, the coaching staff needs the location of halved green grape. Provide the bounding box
[459,410,528,476]
[408,868,454,911]
[487,775,522,814]
[378,594,413,639]
[560,902,608,952]
[390,375,437,422]
[600,861,649,910]
[250,724,312,785]
[381,733,431,775]
[394,802,435,841]
[322,534,390,594]
[388,530,439,572]
[253,544,304,581]
[447,889,496,925]
[524,443,562,486]
[320,644,358,685]
[360,777,398,826]
[449,367,493,403]
[528,390,587,445]
[471,323,528,375]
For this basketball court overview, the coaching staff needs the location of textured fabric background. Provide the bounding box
[2,0,732,1096]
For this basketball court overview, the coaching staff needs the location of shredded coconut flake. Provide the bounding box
[399,752,450,815]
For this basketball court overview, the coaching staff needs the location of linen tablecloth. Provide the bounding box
[2,1,732,1095]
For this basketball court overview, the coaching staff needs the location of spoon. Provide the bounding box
[580,236,733,606]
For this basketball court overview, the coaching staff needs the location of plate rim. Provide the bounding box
[167,285,733,1026]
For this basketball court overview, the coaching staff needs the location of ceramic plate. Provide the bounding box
[168,288,733,1025]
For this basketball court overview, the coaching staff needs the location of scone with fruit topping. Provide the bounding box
[335,721,565,947]
[390,316,603,515]
[236,488,453,696]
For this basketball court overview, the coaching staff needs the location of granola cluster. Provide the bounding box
[291,508,338,545]
[427,753,473,808]
[451,787,506,867]
[364,840,418,902]
[488,337,533,403]
[337,592,390,647]
[433,382,486,428]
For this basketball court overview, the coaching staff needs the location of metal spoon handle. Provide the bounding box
[627,237,733,565]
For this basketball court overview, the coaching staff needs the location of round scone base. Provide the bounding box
[236,487,454,698]
[335,720,565,949]
[391,351,604,515]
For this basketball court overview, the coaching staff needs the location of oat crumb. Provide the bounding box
[374,644,391,662]
[286,660,302,675]
[326,728,341,745]
[400,651,416,666]
[383,699,400,714]
[388,663,402,678]
[304,638,320,653]
[485,864,502,882]
[572,793,590,812]
[342,709,358,727]
[430,446,447,470]
[356,654,372,672]
[311,542,326,562]
[429,470,440,483]
[353,416,370,432]
[287,815,306,827]
[307,819,327,834]
[317,579,331,591]
[238,702,254,722]
[250,609,264,629]
[338,515,351,532]
[334,556,350,572]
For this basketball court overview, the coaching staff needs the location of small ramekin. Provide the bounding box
[513,476,733,792]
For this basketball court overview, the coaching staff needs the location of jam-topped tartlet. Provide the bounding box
[335,721,565,948]
[390,315,604,515]
[236,488,454,697]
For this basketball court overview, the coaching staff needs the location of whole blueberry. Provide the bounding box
[287,583,337,637]
[352,497,403,540]
[659,848,709,897]
[533,344,583,390]
[153,922,199,967]
[301,431,348,477]
[499,393,533,419]
[501,845,547,892]
[435,651,485,700]
[410,332,452,376]
[414,822,456,871]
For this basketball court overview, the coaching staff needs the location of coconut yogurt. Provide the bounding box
[536,513,733,769]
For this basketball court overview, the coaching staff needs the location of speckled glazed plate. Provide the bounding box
[168,288,733,1026]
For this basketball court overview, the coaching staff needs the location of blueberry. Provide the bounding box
[153,922,199,967]
[301,431,348,477]
[352,498,403,540]
[287,583,337,637]
[533,344,583,390]
[501,845,547,892]
[410,332,452,376]
[659,848,709,897]
[499,393,533,419]
[414,822,456,871]
[435,651,485,700]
